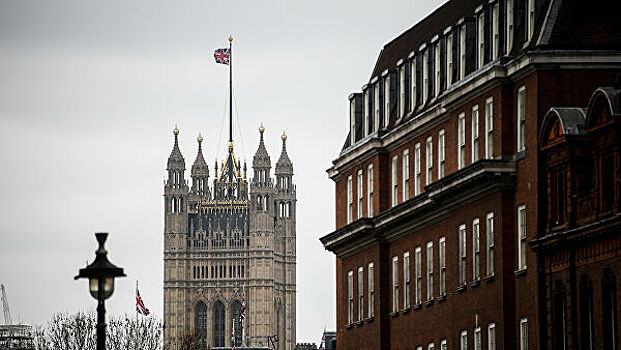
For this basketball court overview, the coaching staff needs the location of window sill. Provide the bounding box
[402,306,411,314]
[413,303,422,311]
[470,280,481,288]
[457,284,467,292]
[437,294,447,303]
[515,268,527,277]
[483,275,495,283]
[365,316,375,323]
[424,298,434,307]
[390,311,399,318]
[345,323,354,329]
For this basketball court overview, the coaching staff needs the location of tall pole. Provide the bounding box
[97,279,106,350]
[229,35,233,144]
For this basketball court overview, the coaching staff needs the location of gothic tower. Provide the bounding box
[163,124,296,350]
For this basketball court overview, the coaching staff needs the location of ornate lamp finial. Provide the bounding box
[259,123,265,134]
[197,133,203,144]
[281,130,287,141]
[173,124,179,136]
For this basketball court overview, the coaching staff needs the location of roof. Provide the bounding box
[546,107,587,136]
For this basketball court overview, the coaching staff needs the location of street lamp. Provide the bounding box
[75,232,126,350]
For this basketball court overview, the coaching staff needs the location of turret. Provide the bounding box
[165,125,188,214]
[191,133,210,198]
[275,131,293,192]
[252,123,272,187]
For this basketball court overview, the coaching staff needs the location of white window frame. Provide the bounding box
[368,262,375,318]
[520,317,528,350]
[415,143,421,195]
[411,57,417,111]
[473,218,480,281]
[347,270,353,324]
[435,42,441,96]
[363,89,370,137]
[392,256,399,313]
[384,76,391,127]
[518,205,527,270]
[439,236,446,296]
[486,212,495,276]
[459,224,467,285]
[485,97,494,159]
[472,105,480,162]
[367,164,374,216]
[426,136,433,185]
[446,33,453,87]
[429,343,435,350]
[492,3,499,60]
[357,169,363,219]
[461,330,468,350]
[347,175,353,224]
[441,339,447,350]
[460,25,466,79]
[400,64,406,117]
[506,0,514,53]
[438,129,445,179]
[517,86,526,151]
[426,241,434,300]
[374,82,381,131]
[488,323,496,350]
[357,266,364,321]
[458,112,466,169]
[392,155,398,207]
[403,251,410,309]
[403,149,410,201]
[415,246,422,304]
[422,50,429,103]
[527,0,535,42]
[474,326,482,350]
[350,98,356,146]
[478,12,485,69]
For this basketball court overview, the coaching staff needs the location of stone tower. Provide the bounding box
[163,125,296,350]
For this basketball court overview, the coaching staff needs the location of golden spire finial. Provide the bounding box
[259,123,265,134]
[173,124,179,136]
[281,130,287,141]
[229,35,233,43]
[197,133,203,143]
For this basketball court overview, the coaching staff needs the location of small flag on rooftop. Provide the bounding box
[136,284,150,316]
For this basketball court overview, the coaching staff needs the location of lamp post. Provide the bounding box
[75,232,126,350]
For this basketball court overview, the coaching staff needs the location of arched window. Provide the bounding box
[231,300,243,345]
[212,301,225,347]
[288,202,293,217]
[195,301,207,344]
[172,198,177,213]
[265,196,269,211]
[257,195,263,210]
[179,198,183,213]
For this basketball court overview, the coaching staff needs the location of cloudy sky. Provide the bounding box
[0,0,443,342]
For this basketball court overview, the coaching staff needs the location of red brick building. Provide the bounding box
[320,0,621,349]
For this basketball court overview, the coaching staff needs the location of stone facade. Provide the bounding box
[163,125,296,350]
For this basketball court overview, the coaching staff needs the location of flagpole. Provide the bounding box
[228,35,233,144]
[136,280,138,322]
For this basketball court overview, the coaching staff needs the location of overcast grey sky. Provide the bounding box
[0,0,444,342]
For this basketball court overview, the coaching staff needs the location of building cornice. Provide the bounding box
[321,159,516,257]
[330,51,621,177]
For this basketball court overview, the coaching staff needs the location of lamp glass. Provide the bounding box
[88,277,115,300]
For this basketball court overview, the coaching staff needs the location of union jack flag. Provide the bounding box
[136,287,150,316]
[214,48,230,65]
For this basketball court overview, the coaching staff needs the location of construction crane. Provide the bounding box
[1,284,11,325]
